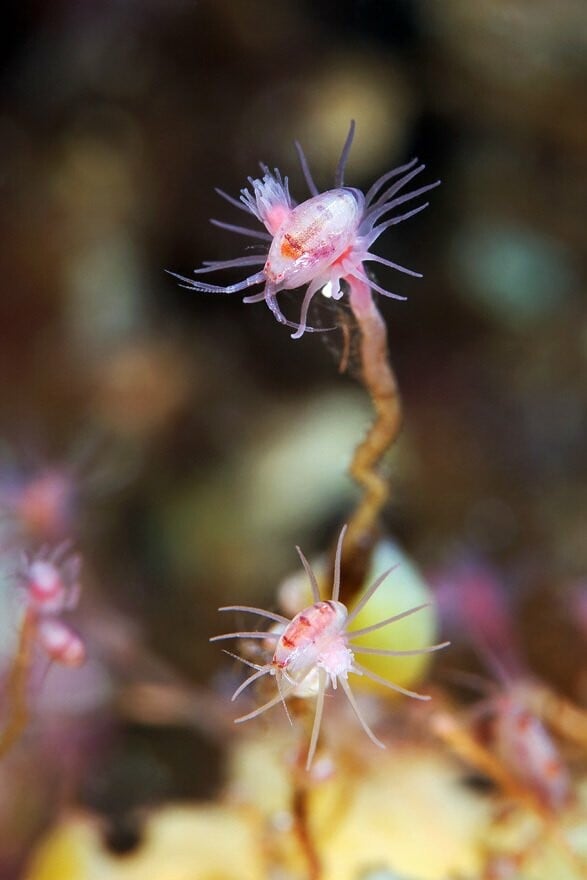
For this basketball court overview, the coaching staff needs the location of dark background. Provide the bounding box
[0,0,585,871]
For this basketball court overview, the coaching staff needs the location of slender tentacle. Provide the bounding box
[195,256,265,273]
[364,180,440,228]
[363,254,422,278]
[261,291,334,335]
[166,270,265,294]
[265,291,289,325]
[215,187,254,215]
[296,546,321,603]
[306,668,328,770]
[290,279,321,340]
[276,673,294,726]
[347,603,430,638]
[345,565,399,626]
[242,290,268,303]
[369,164,427,209]
[294,141,319,197]
[331,524,348,603]
[219,605,290,625]
[334,120,356,188]
[352,641,450,657]
[339,676,385,749]
[364,158,419,206]
[231,666,272,702]
[210,630,281,642]
[234,679,299,723]
[352,661,431,700]
[364,203,431,243]
[349,270,406,302]
[221,649,265,671]
[210,219,272,241]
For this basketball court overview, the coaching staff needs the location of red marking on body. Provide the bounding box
[331,245,352,267]
[279,216,325,261]
[278,602,336,654]
[544,758,562,779]
[515,712,532,734]
[280,234,302,259]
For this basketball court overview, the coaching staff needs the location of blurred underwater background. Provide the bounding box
[0,1,586,878]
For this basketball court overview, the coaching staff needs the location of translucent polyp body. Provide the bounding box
[265,189,362,288]
[273,600,349,680]
[212,525,449,770]
[28,561,66,612]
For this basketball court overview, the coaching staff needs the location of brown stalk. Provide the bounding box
[0,611,35,759]
[338,277,402,602]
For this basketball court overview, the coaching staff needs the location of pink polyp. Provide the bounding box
[37,618,86,667]
[213,526,447,770]
[263,204,291,235]
[265,189,361,290]
[27,561,66,612]
[173,125,438,337]
[240,169,293,233]
[20,545,81,618]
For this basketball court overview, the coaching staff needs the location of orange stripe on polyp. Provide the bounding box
[280,234,302,259]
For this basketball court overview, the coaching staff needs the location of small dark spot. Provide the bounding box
[460,772,497,794]
[102,814,143,856]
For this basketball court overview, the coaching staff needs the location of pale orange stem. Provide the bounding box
[0,610,35,759]
[339,276,402,601]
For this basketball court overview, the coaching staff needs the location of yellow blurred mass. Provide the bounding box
[25,733,587,880]
[26,806,265,880]
[347,539,438,695]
